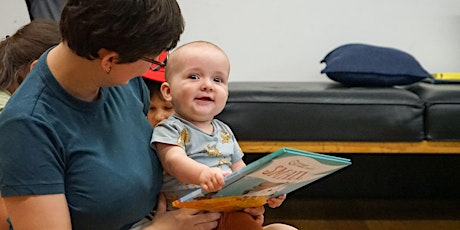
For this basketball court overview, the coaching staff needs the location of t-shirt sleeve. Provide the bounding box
[150,118,184,150]
[0,115,65,196]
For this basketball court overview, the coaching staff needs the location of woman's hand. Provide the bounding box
[145,193,221,230]
[242,206,265,226]
[267,194,287,208]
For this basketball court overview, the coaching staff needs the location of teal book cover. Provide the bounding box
[173,147,351,211]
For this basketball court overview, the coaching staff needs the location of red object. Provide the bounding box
[142,50,167,82]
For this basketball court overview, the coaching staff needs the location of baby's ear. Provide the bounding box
[160,82,172,101]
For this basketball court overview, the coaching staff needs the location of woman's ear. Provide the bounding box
[98,48,119,74]
[160,82,172,102]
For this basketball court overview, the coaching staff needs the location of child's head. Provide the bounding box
[162,41,230,124]
[144,79,173,127]
[142,51,173,127]
[0,19,61,94]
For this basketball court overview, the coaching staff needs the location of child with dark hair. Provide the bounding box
[142,50,174,127]
[0,19,61,112]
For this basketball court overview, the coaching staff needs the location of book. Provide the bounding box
[432,72,460,80]
[425,72,460,84]
[172,147,352,212]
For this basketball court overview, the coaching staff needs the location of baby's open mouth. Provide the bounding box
[196,97,213,101]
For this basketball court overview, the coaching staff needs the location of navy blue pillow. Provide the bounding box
[320,43,432,87]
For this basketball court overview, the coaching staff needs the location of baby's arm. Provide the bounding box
[230,159,246,172]
[155,142,226,192]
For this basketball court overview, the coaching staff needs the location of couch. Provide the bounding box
[216,81,460,199]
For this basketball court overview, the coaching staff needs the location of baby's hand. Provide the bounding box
[267,194,287,208]
[199,167,227,192]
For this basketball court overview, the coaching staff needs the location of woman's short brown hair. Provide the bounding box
[60,0,184,64]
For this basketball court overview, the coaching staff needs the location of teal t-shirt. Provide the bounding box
[0,50,162,230]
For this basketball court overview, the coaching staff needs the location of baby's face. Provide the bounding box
[167,46,230,123]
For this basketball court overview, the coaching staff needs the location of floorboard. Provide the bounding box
[264,198,460,230]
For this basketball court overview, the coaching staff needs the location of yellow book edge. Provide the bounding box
[172,196,268,212]
[431,73,460,80]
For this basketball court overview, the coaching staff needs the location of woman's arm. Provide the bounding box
[0,197,9,230]
[4,194,71,229]
[243,206,265,226]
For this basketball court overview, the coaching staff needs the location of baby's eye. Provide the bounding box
[188,74,199,80]
[213,77,223,83]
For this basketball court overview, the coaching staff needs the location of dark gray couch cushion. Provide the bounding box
[217,82,425,142]
[405,82,460,141]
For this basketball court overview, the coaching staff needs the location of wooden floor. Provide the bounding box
[264,198,460,230]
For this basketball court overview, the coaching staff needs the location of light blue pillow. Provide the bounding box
[321,43,432,86]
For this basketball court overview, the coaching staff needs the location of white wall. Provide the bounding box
[177,0,460,82]
[0,1,30,38]
[2,1,458,82]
